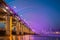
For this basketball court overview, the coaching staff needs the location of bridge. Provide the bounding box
[0,0,37,40]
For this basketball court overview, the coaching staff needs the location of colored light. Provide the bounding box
[55,32,60,34]
[10,11,13,13]
[6,7,9,9]
[2,8,7,12]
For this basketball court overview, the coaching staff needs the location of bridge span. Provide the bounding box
[0,0,37,40]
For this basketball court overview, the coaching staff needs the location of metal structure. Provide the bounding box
[0,0,36,40]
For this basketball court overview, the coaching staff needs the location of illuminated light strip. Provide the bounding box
[10,16,13,40]
[2,8,7,12]
[44,32,60,34]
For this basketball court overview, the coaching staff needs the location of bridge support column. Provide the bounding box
[5,15,10,35]
[5,15,13,40]
[10,16,13,40]
[16,21,20,35]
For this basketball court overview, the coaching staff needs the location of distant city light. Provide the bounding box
[55,32,60,34]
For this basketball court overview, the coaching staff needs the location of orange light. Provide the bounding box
[10,16,13,40]
[2,8,7,12]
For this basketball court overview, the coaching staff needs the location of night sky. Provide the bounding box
[4,0,60,34]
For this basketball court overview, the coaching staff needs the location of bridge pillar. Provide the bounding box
[10,16,13,40]
[5,15,13,40]
[15,21,20,35]
[5,15,10,35]
[20,22,24,35]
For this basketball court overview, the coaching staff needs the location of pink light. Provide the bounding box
[6,6,9,9]
[55,32,60,34]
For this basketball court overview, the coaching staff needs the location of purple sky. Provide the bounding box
[5,0,60,34]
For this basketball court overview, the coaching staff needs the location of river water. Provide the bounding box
[15,35,60,40]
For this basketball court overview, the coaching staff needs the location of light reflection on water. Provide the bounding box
[20,35,60,40]
[22,35,34,40]
[13,35,34,40]
[33,36,60,40]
